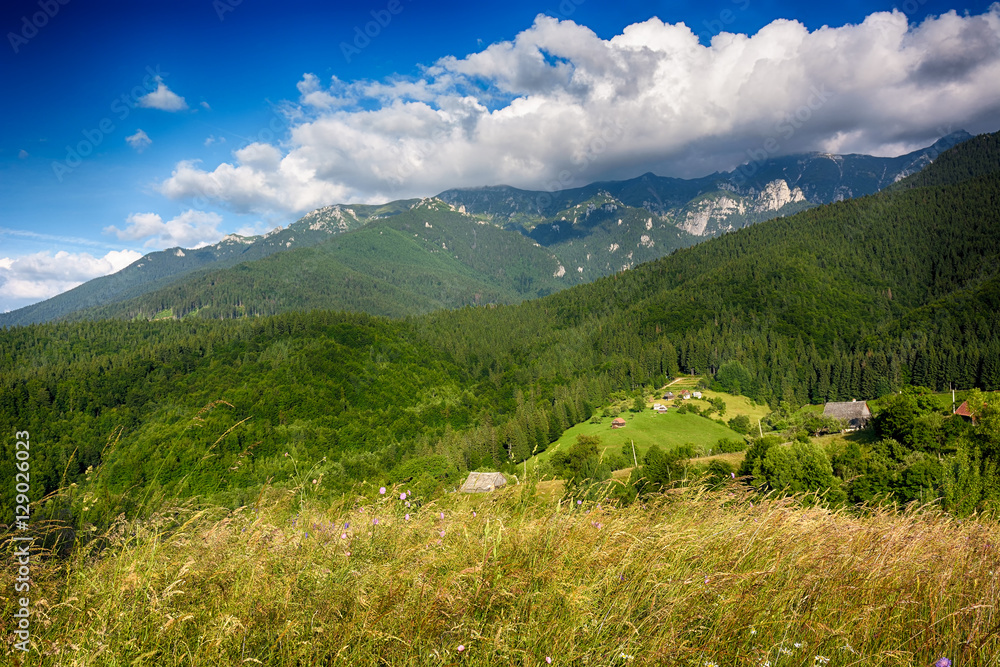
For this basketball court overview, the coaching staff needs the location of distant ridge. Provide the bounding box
[0,131,973,326]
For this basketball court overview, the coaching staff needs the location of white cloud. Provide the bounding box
[204,134,226,146]
[18,149,28,159]
[158,6,1000,215]
[0,249,142,303]
[103,210,225,249]
[201,101,211,111]
[126,129,152,152]
[138,78,189,112]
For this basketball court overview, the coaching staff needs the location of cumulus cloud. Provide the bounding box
[138,77,188,111]
[126,129,152,152]
[158,6,1000,215]
[0,249,142,305]
[104,210,225,249]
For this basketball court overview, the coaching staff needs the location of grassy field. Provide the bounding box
[530,381,761,470]
[9,484,998,666]
[532,409,743,469]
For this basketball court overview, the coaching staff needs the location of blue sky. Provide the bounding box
[1,0,999,312]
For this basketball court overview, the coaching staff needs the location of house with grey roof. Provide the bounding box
[822,400,872,431]
[459,471,507,494]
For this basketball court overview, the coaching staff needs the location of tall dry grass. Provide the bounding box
[3,484,999,666]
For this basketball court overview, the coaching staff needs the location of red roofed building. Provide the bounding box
[955,400,977,424]
[611,417,626,429]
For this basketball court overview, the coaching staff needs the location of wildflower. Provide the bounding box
[344,522,350,528]
[472,511,476,517]
[577,500,582,505]
[934,659,952,667]
[546,658,552,664]
[312,479,318,484]
[406,501,411,508]
[793,643,803,649]
[341,533,347,539]
[405,514,410,521]
[457,645,465,652]
[749,628,757,635]
[439,530,446,537]
[379,487,386,495]
[283,452,289,457]
[305,532,309,538]
[400,492,406,500]
[373,518,379,525]
[440,512,445,519]
[731,472,735,479]
[814,657,830,665]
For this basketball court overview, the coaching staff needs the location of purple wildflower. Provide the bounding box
[934,659,952,667]
[405,514,410,521]
[379,486,386,495]
[400,492,407,500]
[340,532,347,539]
[373,518,379,525]
[546,658,552,665]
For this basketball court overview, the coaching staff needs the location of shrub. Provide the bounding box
[728,414,752,434]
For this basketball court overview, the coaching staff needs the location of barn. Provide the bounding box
[459,471,508,494]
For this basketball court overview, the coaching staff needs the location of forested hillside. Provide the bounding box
[2,132,999,526]
[75,200,572,320]
[2,135,968,327]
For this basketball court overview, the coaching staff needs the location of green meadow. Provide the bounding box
[531,384,749,469]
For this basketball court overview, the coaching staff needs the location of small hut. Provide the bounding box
[459,471,507,494]
[611,417,627,429]
[822,400,872,431]
[955,400,977,425]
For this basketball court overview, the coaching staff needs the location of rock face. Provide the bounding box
[679,180,807,236]
[755,180,806,213]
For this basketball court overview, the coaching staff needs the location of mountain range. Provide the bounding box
[0,130,971,326]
